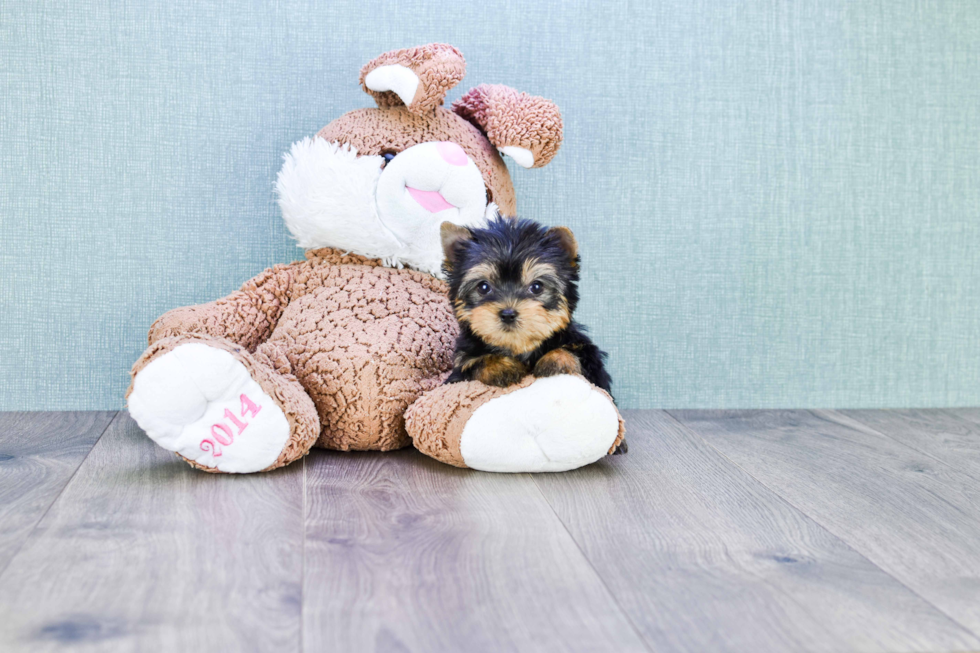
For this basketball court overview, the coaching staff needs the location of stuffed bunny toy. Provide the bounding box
[127,44,624,473]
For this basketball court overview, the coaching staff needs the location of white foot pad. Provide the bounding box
[460,375,620,473]
[128,343,291,473]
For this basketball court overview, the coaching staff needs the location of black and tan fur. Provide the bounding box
[441,216,614,397]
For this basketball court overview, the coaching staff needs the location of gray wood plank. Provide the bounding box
[0,412,304,653]
[532,410,979,653]
[0,411,115,575]
[840,409,980,481]
[671,409,980,642]
[950,408,980,430]
[303,448,649,653]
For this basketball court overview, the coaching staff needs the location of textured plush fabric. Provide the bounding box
[2,1,980,411]
[141,248,459,452]
[406,376,625,468]
[453,85,563,168]
[128,334,319,472]
[360,44,466,114]
[318,107,517,214]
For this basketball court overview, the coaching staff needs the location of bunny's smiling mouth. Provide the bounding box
[406,186,455,213]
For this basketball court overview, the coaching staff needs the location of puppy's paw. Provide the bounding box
[533,348,582,378]
[474,355,528,387]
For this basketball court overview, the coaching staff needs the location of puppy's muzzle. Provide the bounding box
[499,308,518,325]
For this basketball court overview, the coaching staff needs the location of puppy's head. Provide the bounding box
[441,217,579,355]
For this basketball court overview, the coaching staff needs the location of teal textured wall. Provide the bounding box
[1,0,979,410]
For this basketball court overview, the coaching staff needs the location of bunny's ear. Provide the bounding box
[452,84,563,168]
[360,44,466,115]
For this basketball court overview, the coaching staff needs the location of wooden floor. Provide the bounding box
[1,410,980,652]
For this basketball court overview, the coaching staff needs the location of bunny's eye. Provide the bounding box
[382,152,397,167]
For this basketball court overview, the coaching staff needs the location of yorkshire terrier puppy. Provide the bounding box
[441,216,617,404]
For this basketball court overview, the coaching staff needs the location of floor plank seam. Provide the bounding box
[527,472,655,653]
[301,454,307,653]
[662,409,980,646]
[0,410,120,580]
[821,409,980,485]
[6,410,978,651]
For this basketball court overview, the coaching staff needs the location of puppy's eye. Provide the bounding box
[528,281,544,295]
[381,152,396,167]
[477,281,492,296]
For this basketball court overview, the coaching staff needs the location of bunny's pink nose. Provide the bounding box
[436,141,468,166]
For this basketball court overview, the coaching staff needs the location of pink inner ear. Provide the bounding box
[436,141,468,166]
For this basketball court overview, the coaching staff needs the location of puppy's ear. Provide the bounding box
[547,226,578,265]
[360,44,466,115]
[441,222,474,267]
[452,84,563,168]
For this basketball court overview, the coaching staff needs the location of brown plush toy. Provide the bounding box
[127,44,624,474]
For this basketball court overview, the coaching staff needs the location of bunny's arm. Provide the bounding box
[148,263,298,351]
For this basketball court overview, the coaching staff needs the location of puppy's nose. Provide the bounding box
[499,308,518,324]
